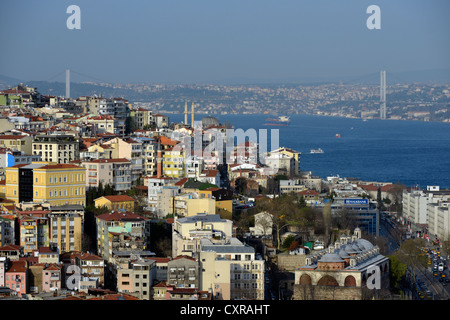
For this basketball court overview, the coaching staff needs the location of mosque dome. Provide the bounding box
[318,253,345,263]
[338,249,351,259]
[356,238,374,251]
[201,116,221,128]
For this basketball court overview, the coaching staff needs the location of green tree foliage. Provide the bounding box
[255,193,315,250]
[388,255,407,291]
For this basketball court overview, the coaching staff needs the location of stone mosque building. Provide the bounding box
[294,228,390,300]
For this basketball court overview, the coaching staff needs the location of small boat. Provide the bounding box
[310,148,324,154]
[336,133,341,138]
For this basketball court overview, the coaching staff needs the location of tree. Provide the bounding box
[255,193,315,250]
[389,255,408,292]
[281,235,296,251]
[388,183,406,214]
[234,177,247,195]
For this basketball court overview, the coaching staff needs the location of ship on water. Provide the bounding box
[310,148,324,154]
[265,115,290,126]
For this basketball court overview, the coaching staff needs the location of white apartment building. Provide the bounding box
[427,201,450,241]
[172,213,233,258]
[403,186,450,225]
[199,237,265,300]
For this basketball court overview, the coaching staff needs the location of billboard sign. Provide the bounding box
[344,198,369,205]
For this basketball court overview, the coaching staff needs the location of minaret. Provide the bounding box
[191,102,195,127]
[65,69,70,99]
[184,101,188,125]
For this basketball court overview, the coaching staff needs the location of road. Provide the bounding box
[380,211,450,300]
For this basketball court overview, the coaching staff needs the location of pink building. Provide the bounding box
[5,260,28,296]
[42,264,62,292]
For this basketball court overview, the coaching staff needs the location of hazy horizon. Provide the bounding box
[1,0,449,85]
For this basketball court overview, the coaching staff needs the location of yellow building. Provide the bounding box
[268,147,301,176]
[94,195,135,212]
[0,134,33,155]
[199,188,233,220]
[49,212,83,252]
[5,162,86,206]
[162,147,185,178]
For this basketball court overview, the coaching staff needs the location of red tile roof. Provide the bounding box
[6,260,27,273]
[36,164,83,170]
[0,244,22,251]
[0,135,27,140]
[99,195,135,202]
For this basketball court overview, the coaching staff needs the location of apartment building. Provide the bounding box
[32,134,79,164]
[427,201,450,241]
[403,186,450,225]
[49,210,83,253]
[3,260,28,297]
[82,158,132,191]
[41,264,63,293]
[0,216,15,246]
[0,134,33,155]
[5,162,86,206]
[172,213,233,258]
[147,176,180,215]
[130,107,154,129]
[0,149,41,173]
[75,252,105,292]
[265,147,301,176]
[86,115,124,136]
[18,215,49,254]
[94,195,135,212]
[96,211,150,261]
[117,258,157,300]
[102,137,143,184]
[163,147,186,178]
[167,256,199,289]
[134,136,157,177]
[199,237,265,300]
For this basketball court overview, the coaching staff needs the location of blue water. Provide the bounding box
[167,113,450,189]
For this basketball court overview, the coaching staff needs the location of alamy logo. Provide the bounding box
[366,5,381,30]
[366,265,381,290]
[66,265,81,291]
[66,5,81,30]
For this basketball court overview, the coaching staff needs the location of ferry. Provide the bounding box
[265,115,290,123]
[310,148,324,154]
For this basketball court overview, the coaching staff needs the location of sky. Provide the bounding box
[0,0,449,84]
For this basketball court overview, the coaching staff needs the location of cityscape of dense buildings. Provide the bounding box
[0,83,449,302]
